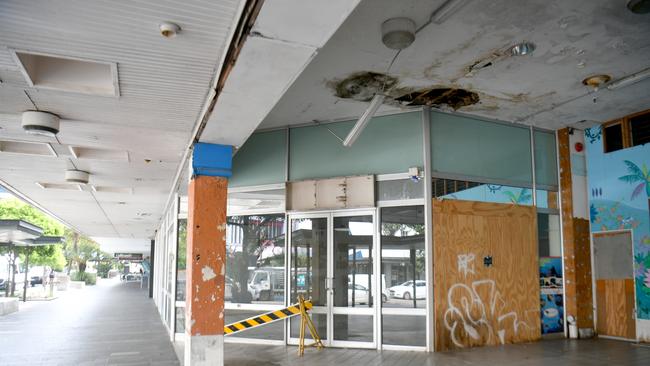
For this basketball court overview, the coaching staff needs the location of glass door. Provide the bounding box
[288,214,329,345]
[287,211,376,348]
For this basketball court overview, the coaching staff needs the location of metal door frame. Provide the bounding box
[286,209,377,349]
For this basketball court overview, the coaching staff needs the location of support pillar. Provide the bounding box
[185,143,232,366]
[558,128,594,337]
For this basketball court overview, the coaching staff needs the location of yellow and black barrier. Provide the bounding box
[223,299,313,335]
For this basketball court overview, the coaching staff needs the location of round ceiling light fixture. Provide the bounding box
[65,169,90,185]
[21,111,60,137]
[381,17,416,50]
[159,21,181,38]
[628,0,650,14]
[510,42,536,56]
[582,74,611,89]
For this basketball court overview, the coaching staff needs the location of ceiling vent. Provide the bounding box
[13,50,119,96]
[21,111,60,137]
[65,169,90,184]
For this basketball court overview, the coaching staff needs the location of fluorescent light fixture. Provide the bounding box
[431,0,470,24]
[343,94,385,147]
[606,67,650,91]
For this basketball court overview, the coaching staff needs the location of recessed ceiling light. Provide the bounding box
[628,0,650,14]
[582,74,611,88]
[510,42,536,56]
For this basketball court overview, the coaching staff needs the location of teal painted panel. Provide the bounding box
[535,130,559,187]
[290,112,423,181]
[431,112,532,186]
[229,130,286,187]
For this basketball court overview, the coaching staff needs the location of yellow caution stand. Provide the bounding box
[297,295,324,356]
[223,296,324,356]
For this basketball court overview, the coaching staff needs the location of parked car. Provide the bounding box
[247,267,284,302]
[348,283,370,305]
[0,278,6,291]
[389,280,426,300]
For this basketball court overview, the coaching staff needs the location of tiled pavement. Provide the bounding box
[3,278,650,366]
[0,279,179,366]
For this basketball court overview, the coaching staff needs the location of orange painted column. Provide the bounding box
[185,143,231,366]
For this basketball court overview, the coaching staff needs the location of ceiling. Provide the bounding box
[0,0,245,239]
[260,0,650,130]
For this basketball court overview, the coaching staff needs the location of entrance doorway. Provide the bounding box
[593,230,636,340]
[287,210,377,348]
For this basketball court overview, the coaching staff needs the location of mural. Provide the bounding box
[540,257,564,334]
[444,184,549,208]
[585,126,650,319]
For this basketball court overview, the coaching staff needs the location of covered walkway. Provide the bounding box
[222,340,650,366]
[0,279,178,366]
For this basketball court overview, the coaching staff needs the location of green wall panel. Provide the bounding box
[431,112,533,186]
[534,130,558,188]
[229,130,286,187]
[289,112,423,181]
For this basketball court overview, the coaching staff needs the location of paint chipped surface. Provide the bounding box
[202,265,216,282]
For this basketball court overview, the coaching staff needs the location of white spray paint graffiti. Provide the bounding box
[443,279,533,348]
[457,253,475,278]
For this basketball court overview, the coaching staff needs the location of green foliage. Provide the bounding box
[20,246,66,271]
[71,271,97,285]
[96,261,113,278]
[62,228,105,273]
[177,219,187,270]
[0,198,65,265]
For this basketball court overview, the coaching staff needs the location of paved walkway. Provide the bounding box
[223,339,650,366]
[0,278,179,366]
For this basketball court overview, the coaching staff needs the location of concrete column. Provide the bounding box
[185,143,232,366]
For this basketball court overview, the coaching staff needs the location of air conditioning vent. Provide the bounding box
[21,111,60,137]
[65,170,90,184]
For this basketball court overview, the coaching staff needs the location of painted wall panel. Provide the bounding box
[584,126,650,322]
[289,112,423,181]
[229,130,286,188]
[433,200,540,351]
[431,112,532,186]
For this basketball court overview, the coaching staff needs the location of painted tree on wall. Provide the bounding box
[502,188,532,205]
[619,160,650,218]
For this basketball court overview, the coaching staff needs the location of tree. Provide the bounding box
[62,228,102,273]
[503,188,532,205]
[0,198,65,295]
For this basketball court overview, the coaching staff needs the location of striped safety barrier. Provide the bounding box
[224,300,313,335]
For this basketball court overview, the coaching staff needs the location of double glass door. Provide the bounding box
[287,210,376,348]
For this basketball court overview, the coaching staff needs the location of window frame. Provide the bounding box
[602,108,650,153]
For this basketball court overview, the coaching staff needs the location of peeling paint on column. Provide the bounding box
[186,176,228,337]
[202,266,216,282]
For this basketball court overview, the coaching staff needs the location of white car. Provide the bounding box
[389,280,426,300]
[348,283,371,305]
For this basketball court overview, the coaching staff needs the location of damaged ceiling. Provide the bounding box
[259,0,650,130]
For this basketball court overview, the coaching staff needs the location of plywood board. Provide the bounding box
[596,279,636,339]
[433,199,541,351]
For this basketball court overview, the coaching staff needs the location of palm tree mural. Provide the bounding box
[619,160,650,216]
[503,188,532,205]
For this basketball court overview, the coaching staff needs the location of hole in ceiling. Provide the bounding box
[395,88,480,110]
[332,72,398,102]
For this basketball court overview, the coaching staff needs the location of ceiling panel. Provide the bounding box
[260,0,650,130]
[0,0,244,240]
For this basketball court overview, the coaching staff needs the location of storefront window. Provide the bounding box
[226,214,286,304]
[381,206,425,309]
[175,219,187,301]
